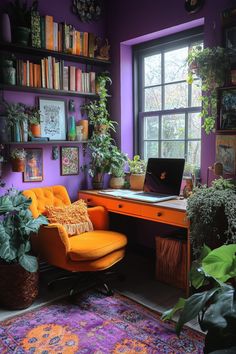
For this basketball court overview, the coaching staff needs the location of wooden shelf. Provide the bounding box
[0,42,111,66]
[0,84,99,98]
[7,140,89,145]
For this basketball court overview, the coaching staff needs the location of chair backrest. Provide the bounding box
[23,185,71,218]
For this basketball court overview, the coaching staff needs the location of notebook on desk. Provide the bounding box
[119,158,185,203]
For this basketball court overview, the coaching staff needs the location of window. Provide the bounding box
[134,30,203,171]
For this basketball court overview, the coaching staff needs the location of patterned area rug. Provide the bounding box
[0,292,204,353]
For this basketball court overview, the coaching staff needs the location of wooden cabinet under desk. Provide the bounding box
[79,190,190,295]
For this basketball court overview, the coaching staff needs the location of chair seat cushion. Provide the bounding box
[45,200,93,236]
[68,230,127,261]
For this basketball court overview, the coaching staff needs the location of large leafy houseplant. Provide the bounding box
[0,187,48,272]
[162,244,236,353]
[187,178,236,258]
[187,46,230,134]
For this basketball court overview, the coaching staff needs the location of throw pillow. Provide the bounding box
[45,200,93,236]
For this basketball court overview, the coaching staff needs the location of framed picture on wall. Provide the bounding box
[218,88,236,131]
[216,135,236,175]
[23,148,43,182]
[39,97,67,140]
[60,146,79,176]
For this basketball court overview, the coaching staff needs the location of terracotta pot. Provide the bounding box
[0,262,38,310]
[109,176,125,189]
[11,158,25,172]
[30,123,41,137]
[130,174,145,190]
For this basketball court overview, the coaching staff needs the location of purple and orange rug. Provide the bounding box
[0,292,204,353]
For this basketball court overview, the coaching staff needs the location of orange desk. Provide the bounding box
[79,190,189,294]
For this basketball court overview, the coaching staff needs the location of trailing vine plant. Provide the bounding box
[187,46,230,134]
[187,178,236,258]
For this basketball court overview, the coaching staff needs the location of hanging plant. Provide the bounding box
[72,0,101,22]
[187,46,230,134]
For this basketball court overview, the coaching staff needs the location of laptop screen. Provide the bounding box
[143,158,185,196]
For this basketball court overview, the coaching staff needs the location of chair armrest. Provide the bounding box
[33,223,71,268]
[87,206,109,230]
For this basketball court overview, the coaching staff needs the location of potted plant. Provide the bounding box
[0,187,48,309]
[109,146,127,189]
[187,46,230,134]
[6,0,38,46]
[128,155,146,190]
[10,147,26,172]
[162,244,236,353]
[186,177,236,258]
[25,105,41,138]
[3,101,28,142]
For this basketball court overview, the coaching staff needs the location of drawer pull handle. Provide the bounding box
[157,212,162,217]
[118,204,123,208]
[87,198,91,203]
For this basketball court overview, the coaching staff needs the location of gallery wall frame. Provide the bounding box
[60,146,79,176]
[216,135,236,175]
[23,148,43,182]
[38,97,67,140]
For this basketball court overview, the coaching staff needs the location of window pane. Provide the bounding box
[144,116,159,139]
[161,141,185,158]
[191,79,202,107]
[187,141,201,167]
[144,54,161,86]
[162,114,185,139]
[144,141,159,160]
[164,82,188,109]
[164,47,188,83]
[188,113,201,139]
[144,86,161,111]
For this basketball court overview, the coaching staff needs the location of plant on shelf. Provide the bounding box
[10,147,27,172]
[162,244,236,353]
[25,105,42,138]
[81,72,125,189]
[128,155,146,190]
[187,46,230,134]
[5,0,38,45]
[186,177,236,258]
[0,187,48,309]
[109,146,128,189]
[3,101,28,142]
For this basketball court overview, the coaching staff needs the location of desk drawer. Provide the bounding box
[140,204,188,228]
[79,193,142,217]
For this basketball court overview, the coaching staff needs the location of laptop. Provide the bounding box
[120,158,185,203]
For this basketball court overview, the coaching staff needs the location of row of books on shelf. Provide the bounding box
[31,12,95,57]
[16,57,96,93]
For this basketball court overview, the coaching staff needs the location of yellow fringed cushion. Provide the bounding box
[45,200,93,236]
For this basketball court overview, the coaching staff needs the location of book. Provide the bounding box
[26,60,30,87]
[53,22,58,51]
[30,137,50,141]
[45,15,54,50]
[83,32,88,56]
[63,66,69,91]
[63,23,70,52]
[76,31,81,55]
[90,71,96,93]
[69,66,76,91]
[40,16,46,49]
[76,67,82,92]
[31,11,41,48]
[41,58,46,88]
[29,62,33,87]
[88,33,95,58]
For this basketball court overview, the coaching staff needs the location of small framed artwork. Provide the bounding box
[60,146,79,176]
[218,88,236,131]
[224,26,236,50]
[216,135,236,175]
[39,97,67,140]
[23,148,43,182]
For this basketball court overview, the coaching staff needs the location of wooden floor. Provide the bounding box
[0,250,200,331]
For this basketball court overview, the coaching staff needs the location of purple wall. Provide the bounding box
[105,0,234,183]
[0,0,106,200]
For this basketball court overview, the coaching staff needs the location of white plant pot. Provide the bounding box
[109,176,125,189]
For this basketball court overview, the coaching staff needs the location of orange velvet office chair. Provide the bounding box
[23,185,127,294]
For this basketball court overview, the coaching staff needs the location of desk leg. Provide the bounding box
[186,228,191,297]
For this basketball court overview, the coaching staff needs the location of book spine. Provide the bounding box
[23,62,27,86]
[83,32,88,57]
[45,15,54,50]
[76,68,82,92]
[80,32,84,56]
[53,22,58,51]
[69,66,76,91]
[31,11,41,48]
[90,71,96,93]
[41,58,45,88]
[88,32,95,58]
[40,16,46,49]
[29,62,33,87]
[26,60,30,86]
[58,23,62,52]
[63,66,68,91]
[76,31,80,55]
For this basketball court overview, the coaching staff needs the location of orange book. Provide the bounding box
[37,64,42,88]
[33,64,37,87]
[45,15,54,50]
[76,31,81,55]
[29,62,33,87]
[76,67,82,92]
[83,32,88,57]
[23,62,27,86]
